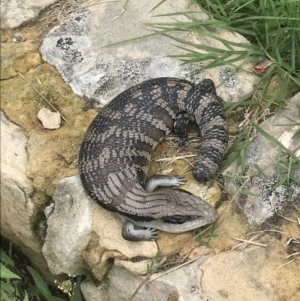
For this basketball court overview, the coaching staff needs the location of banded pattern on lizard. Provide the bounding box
[79,77,228,241]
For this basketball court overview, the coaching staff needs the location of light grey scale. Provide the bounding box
[79,77,228,241]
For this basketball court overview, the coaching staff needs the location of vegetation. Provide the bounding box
[143,0,300,188]
[0,247,26,301]
[0,241,82,301]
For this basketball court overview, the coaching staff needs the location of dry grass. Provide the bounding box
[151,132,203,178]
[39,0,116,30]
[19,73,68,122]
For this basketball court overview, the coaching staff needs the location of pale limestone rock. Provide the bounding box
[82,255,212,301]
[81,281,108,301]
[157,232,195,256]
[0,110,50,277]
[114,259,149,275]
[41,0,258,107]
[83,244,299,301]
[200,246,300,301]
[1,0,58,29]
[184,180,222,208]
[43,175,157,278]
[82,205,157,280]
[187,246,217,260]
[92,206,158,259]
[43,175,95,275]
[201,247,270,300]
[225,92,300,225]
[1,111,31,194]
[37,108,61,129]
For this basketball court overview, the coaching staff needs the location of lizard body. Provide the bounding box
[79,78,228,241]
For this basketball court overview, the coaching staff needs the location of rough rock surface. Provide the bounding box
[1,0,58,29]
[82,233,300,301]
[43,175,157,278]
[42,176,95,275]
[82,256,212,301]
[1,23,90,281]
[0,111,51,278]
[225,92,300,225]
[82,205,157,279]
[201,243,300,301]
[1,40,42,80]
[41,0,258,107]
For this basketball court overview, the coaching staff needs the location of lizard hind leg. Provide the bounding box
[174,111,190,148]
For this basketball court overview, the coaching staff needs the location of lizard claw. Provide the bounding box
[170,175,186,187]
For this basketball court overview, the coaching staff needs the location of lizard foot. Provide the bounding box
[145,175,186,192]
[122,220,159,241]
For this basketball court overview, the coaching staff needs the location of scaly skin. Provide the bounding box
[79,77,228,241]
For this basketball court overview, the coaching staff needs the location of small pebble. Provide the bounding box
[37,108,61,129]
[13,33,25,43]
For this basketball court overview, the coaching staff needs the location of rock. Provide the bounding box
[1,0,59,29]
[82,205,157,280]
[188,246,217,260]
[43,175,157,278]
[42,175,95,275]
[0,41,42,80]
[201,246,300,301]
[1,63,92,195]
[82,255,212,301]
[41,0,258,107]
[81,280,108,301]
[201,247,270,300]
[225,92,300,226]
[0,110,51,279]
[114,259,149,275]
[157,232,195,256]
[82,237,300,301]
[13,33,25,43]
[92,206,157,259]
[37,107,61,129]
[0,111,32,195]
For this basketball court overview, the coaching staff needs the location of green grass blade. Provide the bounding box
[1,280,15,294]
[70,276,82,301]
[271,176,288,191]
[219,151,240,173]
[254,125,298,161]
[27,266,65,301]
[290,175,300,184]
[122,0,131,10]
[23,290,29,301]
[0,249,15,267]
[26,285,40,298]
[291,31,296,72]
[0,263,21,279]
[0,289,13,301]
[149,0,167,13]
[252,163,269,178]
[232,139,251,151]
[292,129,300,139]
